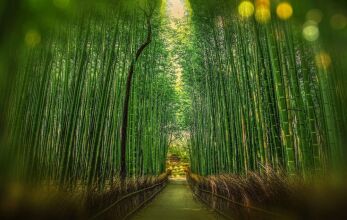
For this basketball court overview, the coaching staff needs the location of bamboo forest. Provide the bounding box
[1,0,347,219]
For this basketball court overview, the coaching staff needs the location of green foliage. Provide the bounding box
[0,0,346,191]
[4,1,176,190]
[185,0,343,176]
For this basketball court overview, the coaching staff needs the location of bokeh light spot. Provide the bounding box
[53,0,70,9]
[25,30,41,48]
[276,2,293,20]
[255,0,270,8]
[330,14,347,30]
[238,1,255,19]
[315,52,332,69]
[306,9,323,24]
[255,6,271,24]
[303,22,319,42]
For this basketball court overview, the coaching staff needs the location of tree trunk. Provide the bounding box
[120,13,152,183]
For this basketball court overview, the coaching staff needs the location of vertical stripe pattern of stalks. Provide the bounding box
[6,1,176,190]
[185,0,340,176]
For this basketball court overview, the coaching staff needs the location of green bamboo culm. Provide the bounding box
[185,0,340,177]
[5,0,177,190]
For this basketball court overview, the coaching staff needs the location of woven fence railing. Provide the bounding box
[90,177,168,220]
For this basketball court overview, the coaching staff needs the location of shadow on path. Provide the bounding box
[131,179,224,220]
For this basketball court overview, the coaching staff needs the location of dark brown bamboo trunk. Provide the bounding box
[120,13,152,182]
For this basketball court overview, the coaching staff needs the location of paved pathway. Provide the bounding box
[131,179,224,220]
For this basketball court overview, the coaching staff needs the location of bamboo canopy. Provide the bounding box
[185,0,342,176]
[0,0,345,191]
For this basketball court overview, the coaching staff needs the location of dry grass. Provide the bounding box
[0,173,168,220]
[187,169,347,220]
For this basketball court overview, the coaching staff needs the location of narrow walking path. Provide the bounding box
[131,179,224,220]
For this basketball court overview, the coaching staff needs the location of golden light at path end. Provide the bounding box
[238,1,255,19]
[276,2,293,20]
